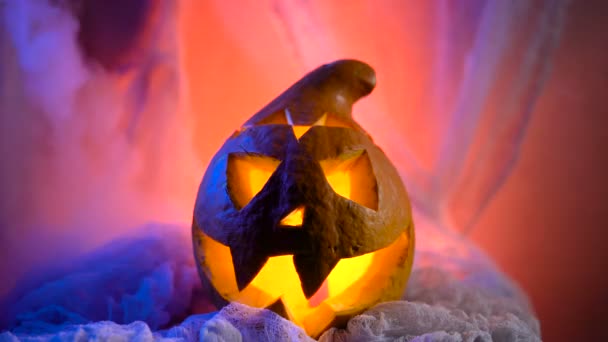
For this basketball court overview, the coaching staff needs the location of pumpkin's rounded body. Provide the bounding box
[192,60,415,337]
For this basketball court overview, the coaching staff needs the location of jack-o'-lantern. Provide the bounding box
[192,60,415,337]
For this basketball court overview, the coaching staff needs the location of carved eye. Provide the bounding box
[227,153,280,209]
[320,150,378,210]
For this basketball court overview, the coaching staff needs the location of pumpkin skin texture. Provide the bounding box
[192,60,415,337]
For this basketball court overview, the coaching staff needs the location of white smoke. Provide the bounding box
[0,0,200,296]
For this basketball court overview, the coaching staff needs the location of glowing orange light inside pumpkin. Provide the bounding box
[280,206,305,226]
[197,229,409,337]
[251,110,351,140]
[205,148,404,337]
[320,150,378,210]
[287,109,327,139]
[227,154,280,209]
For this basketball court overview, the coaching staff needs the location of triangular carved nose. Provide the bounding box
[280,206,305,227]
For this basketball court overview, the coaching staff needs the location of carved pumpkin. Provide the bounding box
[192,60,415,337]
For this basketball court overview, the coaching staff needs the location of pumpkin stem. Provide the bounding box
[245,59,376,126]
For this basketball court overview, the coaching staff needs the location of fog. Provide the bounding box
[0,0,567,314]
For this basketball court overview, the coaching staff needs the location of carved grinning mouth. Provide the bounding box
[307,278,329,307]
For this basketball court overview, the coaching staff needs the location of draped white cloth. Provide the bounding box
[0,1,567,340]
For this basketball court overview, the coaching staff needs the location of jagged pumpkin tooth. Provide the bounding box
[230,246,268,291]
[293,254,340,299]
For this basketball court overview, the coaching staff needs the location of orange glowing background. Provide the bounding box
[180,2,440,171]
[1,1,607,341]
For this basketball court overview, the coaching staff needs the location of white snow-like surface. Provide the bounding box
[0,220,540,341]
